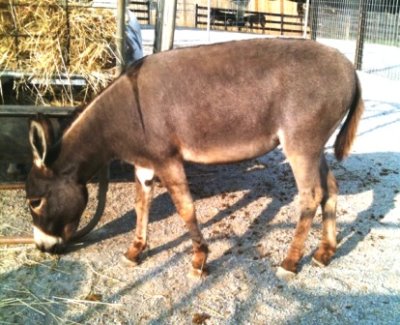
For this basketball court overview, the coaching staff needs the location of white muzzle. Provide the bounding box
[33,226,63,251]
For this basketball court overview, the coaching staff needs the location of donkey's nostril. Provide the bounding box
[49,243,66,254]
[36,243,46,252]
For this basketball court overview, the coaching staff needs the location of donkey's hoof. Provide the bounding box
[121,254,139,267]
[276,266,296,281]
[312,248,334,267]
[188,267,208,279]
[312,257,327,268]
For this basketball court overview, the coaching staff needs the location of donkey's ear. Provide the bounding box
[29,118,53,168]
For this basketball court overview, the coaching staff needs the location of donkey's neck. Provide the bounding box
[53,99,114,182]
[53,75,140,182]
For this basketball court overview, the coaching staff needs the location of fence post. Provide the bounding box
[195,4,198,28]
[302,0,310,38]
[355,0,368,70]
[147,0,151,25]
[280,0,284,36]
[207,0,211,42]
[153,0,178,53]
[116,0,126,75]
[310,0,319,40]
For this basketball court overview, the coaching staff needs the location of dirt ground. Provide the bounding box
[1,55,400,324]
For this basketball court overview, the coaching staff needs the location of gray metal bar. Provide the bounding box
[0,105,76,118]
[116,0,127,74]
[355,0,368,71]
[310,1,319,41]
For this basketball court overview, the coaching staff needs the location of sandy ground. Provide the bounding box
[1,31,400,324]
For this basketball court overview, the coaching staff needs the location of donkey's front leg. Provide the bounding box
[158,160,208,278]
[124,166,154,265]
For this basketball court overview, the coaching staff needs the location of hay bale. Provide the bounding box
[0,0,118,106]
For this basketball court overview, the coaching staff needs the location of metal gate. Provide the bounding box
[308,0,400,80]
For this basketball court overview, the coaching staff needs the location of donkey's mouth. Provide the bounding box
[33,226,65,253]
[61,221,80,243]
[33,221,81,254]
[36,241,67,254]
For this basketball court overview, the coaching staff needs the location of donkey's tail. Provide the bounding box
[334,73,364,161]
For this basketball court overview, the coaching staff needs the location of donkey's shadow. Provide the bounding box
[70,150,400,266]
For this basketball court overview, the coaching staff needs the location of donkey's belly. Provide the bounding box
[180,137,279,164]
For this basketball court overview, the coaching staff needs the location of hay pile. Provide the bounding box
[0,0,119,105]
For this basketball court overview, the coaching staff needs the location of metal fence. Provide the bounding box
[171,0,400,80]
[308,0,400,80]
[105,0,400,80]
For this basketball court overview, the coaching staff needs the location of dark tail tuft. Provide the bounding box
[334,73,364,161]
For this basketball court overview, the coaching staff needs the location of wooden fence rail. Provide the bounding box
[195,4,306,36]
[128,0,151,25]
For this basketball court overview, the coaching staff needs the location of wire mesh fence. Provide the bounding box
[172,0,400,80]
[309,0,400,80]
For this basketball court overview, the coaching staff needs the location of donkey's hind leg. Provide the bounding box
[124,166,154,265]
[279,153,324,276]
[313,156,338,267]
[158,159,208,278]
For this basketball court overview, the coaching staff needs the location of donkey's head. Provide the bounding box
[26,118,88,253]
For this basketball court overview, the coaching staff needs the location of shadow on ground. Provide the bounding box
[1,99,399,323]
[65,148,399,323]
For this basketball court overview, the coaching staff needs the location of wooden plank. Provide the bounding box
[129,0,149,5]
[0,182,25,190]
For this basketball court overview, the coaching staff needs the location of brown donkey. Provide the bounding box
[26,38,364,278]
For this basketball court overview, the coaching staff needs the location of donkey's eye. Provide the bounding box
[29,199,42,209]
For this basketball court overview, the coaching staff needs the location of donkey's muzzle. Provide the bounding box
[33,226,65,253]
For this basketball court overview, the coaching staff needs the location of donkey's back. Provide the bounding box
[125,38,360,165]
